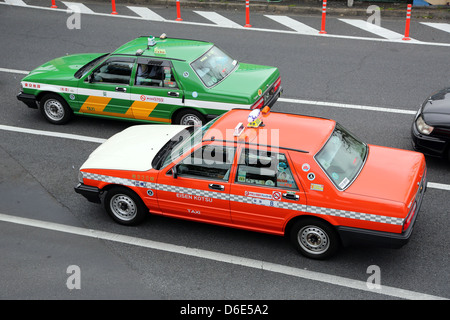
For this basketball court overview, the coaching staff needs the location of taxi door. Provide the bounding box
[230,147,306,234]
[129,58,184,123]
[77,57,134,119]
[156,143,235,224]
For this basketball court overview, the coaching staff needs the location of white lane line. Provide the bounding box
[0,125,107,144]
[61,1,94,14]
[0,67,29,74]
[4,0,27,6]
[279,97,417,115]
[339,19,416,42]
[420,22,450,34]
[0,212,446,300]
[127,6,165,21]
[193,11,243,28]
[1,2,450,47]
[1,124,449,192]
[265,15,318,35]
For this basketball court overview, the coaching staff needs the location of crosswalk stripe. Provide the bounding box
[4,0,27,6]
[420,22,450,34]
[339,19,414,41]
[194,10,242,28]
[62,1,94,14]
[265,15,318,35]
[127,6,165,21]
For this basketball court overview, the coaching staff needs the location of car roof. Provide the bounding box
[204,109,336,155]
[112,36,214,62]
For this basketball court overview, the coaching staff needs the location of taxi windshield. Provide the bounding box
[160,117,220,169]
[74,53,110,79]
[191,46,238,88]
[315,124,368,190]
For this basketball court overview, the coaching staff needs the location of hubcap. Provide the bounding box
[298,225,330,255]
[110,194,137,221]
[44,99,65,121]
[180,114,202,126]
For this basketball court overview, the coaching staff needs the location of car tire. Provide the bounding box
[290,218,340,260]
[174,109,206,126]
[104,187,147,226]
[39,93,73,125]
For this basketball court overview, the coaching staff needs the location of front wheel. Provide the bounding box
[173,109,206,126]
[39,93,73,124]
[104,187,147,225]
[290,218,340,260]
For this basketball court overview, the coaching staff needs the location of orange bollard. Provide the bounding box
[244,0,251,28]
[51,0,57,8]
[319,0,327,34]
[402,4,412,40]
[111,0,118,15]
[176,0,183,21]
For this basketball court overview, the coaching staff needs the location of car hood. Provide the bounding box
[422,87,450,128]
[209,63,280,102]
[80,125,189,172]
[346,145,425,205]
[23,53,106,81]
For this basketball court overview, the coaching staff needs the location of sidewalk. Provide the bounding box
[128,0,450,19]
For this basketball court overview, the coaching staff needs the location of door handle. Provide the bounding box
[283,193,299,201]
[168,91,179,97]
[209,184,224,191]
[115,87,127,92]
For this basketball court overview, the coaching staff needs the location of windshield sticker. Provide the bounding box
[307,172,316,181]
[302,163,310,172]
[183,71,189,78]
[310,183,324,192]
[339,177,350,189]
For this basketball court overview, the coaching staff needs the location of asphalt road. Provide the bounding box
[0,1,449,303]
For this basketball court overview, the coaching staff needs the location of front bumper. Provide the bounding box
[74,183,101,203]
[411,122,448,157]
[17,91,38,109]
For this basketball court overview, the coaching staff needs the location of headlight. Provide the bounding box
[78,171,84,184]
[416,115,434,135]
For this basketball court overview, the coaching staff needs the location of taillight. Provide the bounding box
[251,97,264,110]
[273,77,281,92]
[403,201,417,231]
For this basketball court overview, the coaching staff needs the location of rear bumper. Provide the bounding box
[74,183,101,203]
[266,85,283,109]
[17,91,38,109]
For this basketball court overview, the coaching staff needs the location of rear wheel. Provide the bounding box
[290,218,340,260]
[39,93,72,124]
[104,187,147,225]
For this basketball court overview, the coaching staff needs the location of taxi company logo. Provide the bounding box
[139,96,164,103]
[24,83,40,89]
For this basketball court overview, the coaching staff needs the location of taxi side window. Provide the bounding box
[236,149,297,189]
[136,64,178,88]
[91,60,133,85]
[177,145,235,181]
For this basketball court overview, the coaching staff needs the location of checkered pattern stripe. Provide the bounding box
[82,172,404,226]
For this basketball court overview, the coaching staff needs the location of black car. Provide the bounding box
[412,87,450,160]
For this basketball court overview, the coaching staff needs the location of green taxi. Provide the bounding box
[17,35,282,126]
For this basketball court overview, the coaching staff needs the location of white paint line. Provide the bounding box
[0,67,29,74]
[1,2,450,47]
[61,1,94,14]
[339,19,416,41]
[265,15,318,35]
[420,22,450,34]
[278,97,417,115]
[0,125,107,144]
[194,11,243,28]
[428,182,450,191]
[4,0,27,6]
[0,212,446,300]
[127,6,165,21]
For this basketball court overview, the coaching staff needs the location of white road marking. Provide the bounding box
[265,15,318,35]
[4,0,27,6]
[0,212,446,300]
[194,11,242,28]
[127,6,165,21]
[0,67,29,74]
[339,19,416,41]
[61,1,94,14]
[1,124,449,192]
[420,22,450,34]
[1,2,450,47]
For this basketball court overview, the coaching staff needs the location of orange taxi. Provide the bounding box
[75,108,427,259]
